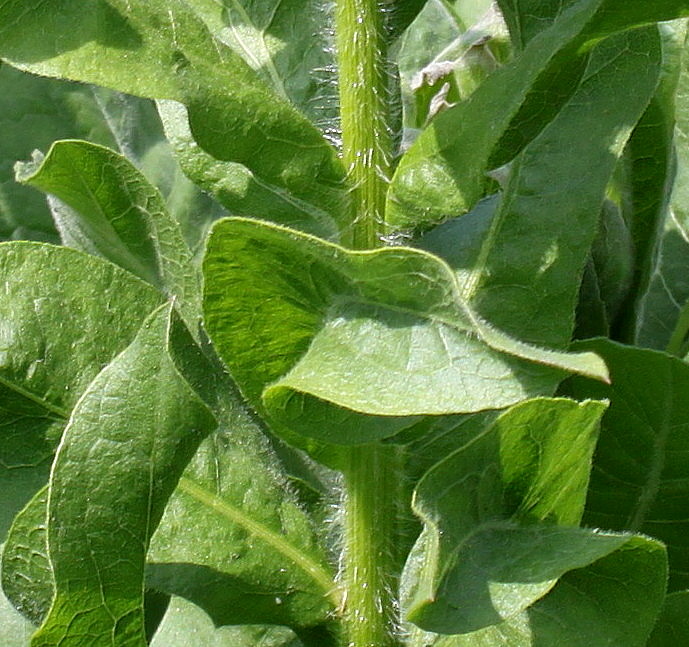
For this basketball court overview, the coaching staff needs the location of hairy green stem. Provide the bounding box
[341,445,402,647]
[335,2,400,645]
[336,0,393,249]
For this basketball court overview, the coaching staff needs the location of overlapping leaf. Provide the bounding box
[562,339,689,590]
[410,27,659,351]
[203,218,607,446]
[0,0,350,236]
[16,140,201,331]
[388,0,687,232]
[630,25,689,350]
[648,592,689,646]
[401,397,667,645]
[28,305,216,647]
[0,243,161,542]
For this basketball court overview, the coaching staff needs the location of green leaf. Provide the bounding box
[630,25,689,350]
[203,218,608,446]
[30,304,216,647]
[447,28,660,348]
[146,428,337,629]
[562,338,689,590]
[1,487,51,626]
[0,0,349,234]
[388,0,679,233]
[648,592,689,645]
[150,596,305,647]
[0,242,162,544]
[0,65,117,243]
[401,398,608,633]
[157,100,342,241]
[496,0,580,49]
[409,534,667,646]
[16,140,201,331]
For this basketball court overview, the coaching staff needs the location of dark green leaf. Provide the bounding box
[563,338,689,590]
[647,592,689,646]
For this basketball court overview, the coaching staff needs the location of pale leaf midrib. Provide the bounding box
[177,475,341,608]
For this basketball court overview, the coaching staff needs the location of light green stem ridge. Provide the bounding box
[341,445,402,647]
[336,0,393,249]
[177,476,341,608]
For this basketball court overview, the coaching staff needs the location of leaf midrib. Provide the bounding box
[177,475,341,608]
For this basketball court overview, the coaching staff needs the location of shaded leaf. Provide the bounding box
[647,592,689,646]
[402,398,608,633]
[562,338,689,590]
[203,218,607,447]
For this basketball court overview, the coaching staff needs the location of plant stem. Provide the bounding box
[336,0,393,249]
[335,2,400,645]
[341,444,402,647]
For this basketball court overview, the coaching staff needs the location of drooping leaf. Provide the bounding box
[401,398,610,634]
[30,305,216,647]
[157,100,342,241]
[408,534,667,646]
[203,218,608,447]
[16,140,201,331]
[562,338,689,590]
[0,0,350,235]
[445,28,660,348]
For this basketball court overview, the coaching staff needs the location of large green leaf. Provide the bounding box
[406,534,667,646]
[146,428,337,629]
[387,0,684,232]
[0,243,161,545]
[0,0,349,234]
[496,0,580,49]
[203,218,608,446]
[3,309,337,637]
[439,28,659,348]
[401,398,612,634]
[16,140,201,332]
[562,339,689,590]
[29,305,216,647]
